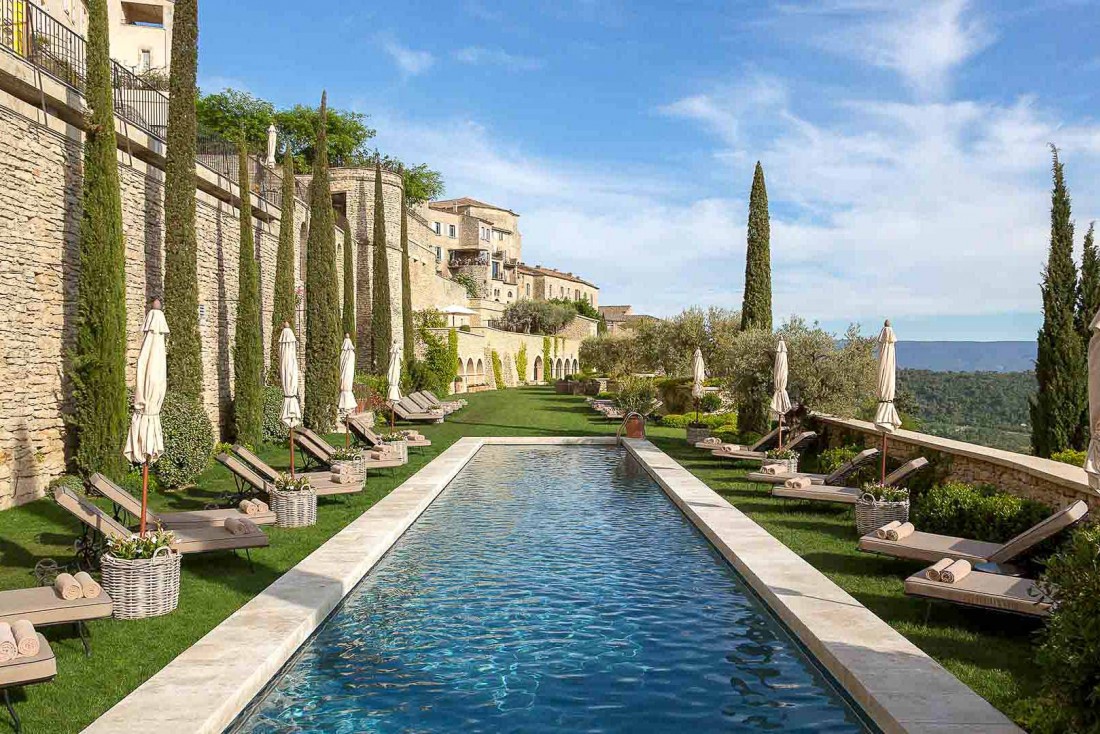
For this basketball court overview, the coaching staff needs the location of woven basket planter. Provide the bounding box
[765,456,799,473]
[100,547,181,620]
[855,495,910,536]
[384,440,408,463]
[271,486,318,528]
[330,457,366,485]
[685,424,711,445]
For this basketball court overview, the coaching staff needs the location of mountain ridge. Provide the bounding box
[896,341,1035,373]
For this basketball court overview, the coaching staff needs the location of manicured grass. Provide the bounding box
[0,387,1039,732]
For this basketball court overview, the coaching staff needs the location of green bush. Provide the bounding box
[818,445,861,473]
[262,384,288,444]
[49,474,85,496]
[516,344,528,383]
[613,375,659,415]
[911,481,1052,543]
[152,392,214,489]
[699,392,723,413]
[491,350,504,388]
[1052,449,1087,466]
[1031,525,1100,734]
[659,412,735,429]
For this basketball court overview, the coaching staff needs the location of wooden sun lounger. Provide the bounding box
[228,447,362,497]
[747,448,880,485]
[696,425,783,453]
[421,390,464,410]
[858,499,1088,564]
[346,414,431,450]
[0,634,55,732]
[711,431,817,463]
[88,473,276,528]
[392,400,445,424]
[770,457,929,505]
[408,392,454,414]
[53,486,269,556]
[295,428,406,473]
[904,565,1051,617]
[0,587,112,657]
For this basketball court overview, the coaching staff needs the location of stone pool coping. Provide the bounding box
[83,437,1021,734]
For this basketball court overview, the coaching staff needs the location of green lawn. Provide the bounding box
[0,387,1040,732]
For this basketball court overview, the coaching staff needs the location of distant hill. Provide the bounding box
[896,341,1035,372]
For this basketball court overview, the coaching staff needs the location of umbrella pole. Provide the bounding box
[289,427,296,479]
[139,462,149,536]
[778,415,783,450]
[881,434,888,484]
[345,415,350,448]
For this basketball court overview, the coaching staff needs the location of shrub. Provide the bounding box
[659,412,735,429]
[818,445,861,474]
[152,392,214,489]
[49,474,85,496]
[491,350,504,388]
[499,300,575,335]
[262,384,288,444]
[1052,449,1087,466]
[516,344,528,383]
[451,272,480,299]
[699,392,723,413]
[1032,525,1100,733]
[911,481,1052,543]
[613,375,659,415]
[860,482,909,503]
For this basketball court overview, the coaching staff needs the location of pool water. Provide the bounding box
[229,446,871,733]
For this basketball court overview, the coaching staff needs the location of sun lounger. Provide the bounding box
[295,428,406,473]
[53,486,269,555]
[0,586,112,656]
[421,390,464,410]
[711,431,818,463]
[770,457,929,504]
[228,447,363,497]
[858,499,1088,564]
[904,564,1051,617]
[408,392,455,414]
[88,473,275,528]
[346,414,431,450]
[392,399,445,424]
[0,633,55,732]
[696,425,783,453]
[747,448,880,485]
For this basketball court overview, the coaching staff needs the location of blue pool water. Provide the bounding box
[229,446,871,733]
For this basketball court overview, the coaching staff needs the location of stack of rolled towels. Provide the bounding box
[238,498,269,515]
[0,620,39,662]
[760,464,785,476]
[875,521,915,541]
[54,571,101,601]
[223,517,260,536]
[784,476,812,489]
[925,558,972,583]
[701,437,722,446]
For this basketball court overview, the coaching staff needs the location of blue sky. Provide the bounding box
[197,1,1100,340]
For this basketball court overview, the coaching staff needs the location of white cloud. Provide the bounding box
[379,37,434,77]
[454,47,545,71]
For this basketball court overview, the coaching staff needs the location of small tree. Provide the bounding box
[342,224,355,342]
[303,92,341,432]
[269,150,297,382]
[738,162,773,432]
[400,195,415,365]
[70,0,129,479]
[233,141,264,446]
[370,161,393,372]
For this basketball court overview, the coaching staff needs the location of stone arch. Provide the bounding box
[466,358,475,386]
[533,355,543,382]
[572,358,579,374]
[476,358,484,381]
[555,358,563,378]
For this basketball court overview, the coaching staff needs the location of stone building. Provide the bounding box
[600,305,653,334]
[518,264,599,307]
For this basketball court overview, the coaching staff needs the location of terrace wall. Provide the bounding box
[811,414,1100,513]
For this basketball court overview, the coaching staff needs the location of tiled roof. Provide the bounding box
[599,305,632,321]
[429,197,517,215]
[517,264,598,289]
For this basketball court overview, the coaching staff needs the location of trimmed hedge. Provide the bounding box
[152,392,214,489]
[659,412,736,429]
[262,384,289,445]
[911,481,1052,544]
[1051,448,1087,466]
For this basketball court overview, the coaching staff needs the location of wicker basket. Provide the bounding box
[100,547,181,620]
[855,494,910,536]
[271,486,318,528]
[764,455,799,473]
[685,425,711,445]
[330,457,366,485]
[384,439,408,463]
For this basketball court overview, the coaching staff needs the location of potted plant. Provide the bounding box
[764,447,800,474]
[329,447,366,485]
[380,432,409,462]
[614,376,659,439]
[271,474,317,527]
[100,528,181,620]
[855,482,910,536]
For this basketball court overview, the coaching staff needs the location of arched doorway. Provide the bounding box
[572,358,579,374]
[476,359,484,385]
[466,358,475,387]
[533,356,543,382]
[556,358,564,378]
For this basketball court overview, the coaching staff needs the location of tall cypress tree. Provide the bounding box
[233,142,264,446]
[269,150,297,382]
[1077,222,1098,348]
[303,92,341,432]
[1031,145,1085,456]
[370,161,392,373]
[70,0,128,479]
[738,162,773,433]
[400,193,415,365]
[161,0,202,401]
[342,224,356,341]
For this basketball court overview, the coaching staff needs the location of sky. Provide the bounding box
[197,0,1100,340]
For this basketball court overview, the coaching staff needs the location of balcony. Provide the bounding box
[492,249,505,260]
[449,249,489,268]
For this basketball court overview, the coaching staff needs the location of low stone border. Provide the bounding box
[84,437,1021,734]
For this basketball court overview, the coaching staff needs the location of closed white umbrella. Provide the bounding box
[690,348,706,424]
[1086,310,1100,489]
[873,320,902,482]
[770,338,792,448]
[338,334,356,447]
[124,301,169,535]
[386,340,402,427]
[278,323,302,477]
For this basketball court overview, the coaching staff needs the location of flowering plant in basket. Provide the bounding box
[106,528,176,560]
[861,482,909,503]
[275,474,312,492]
[330,447,362,463]
[381,432,406,442]
[765,448,798,460]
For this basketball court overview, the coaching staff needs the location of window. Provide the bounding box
[507,291,512,299]
[492,261,500,280]
[497,231,504,241]
[448,224,456,238]
[121,2,165,27]
[481,227,490,241]
[526,283,531,297]
[433,221,441,235]
[139,49,152,72]
[435,246,442,262]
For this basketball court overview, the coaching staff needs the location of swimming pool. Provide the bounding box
[229,445,871,733]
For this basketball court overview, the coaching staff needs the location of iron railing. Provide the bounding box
[111,61,167,138]
[0,0,85,88]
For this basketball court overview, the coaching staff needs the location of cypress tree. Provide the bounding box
[161,0,203,401]
[70,0,128,479]
[400,193,415,365]
[342,224,355,341]
[1077,222,1098,348]
[303,92,341,432]
[738,162,773,433]
[269,150,297,382]
[1030,145,1086,456]
[370,161,392,373]
[233,142,264,446]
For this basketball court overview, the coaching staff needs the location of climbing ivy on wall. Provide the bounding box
[516,344,528,384]
[543,337,552,381]
[491,350,504,389]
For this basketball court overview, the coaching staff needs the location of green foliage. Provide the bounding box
[1078,222,1099,349]
[152,392,214,489]
[415,308,446,330]
[370,162,393,373]
[407,325,458,398]
[451,272,481,299]
[49,474,86,498]
[70,0,128,480]
[402,163,445,206]
[613,376,659,415]
[899,369,1034,433]
[659,412,735,429]
[699,392,723,413]
[106,528,176,560]
[499,300,575,335]
[195,88,273,152]
[542,337,552,381]
[303,92,341,433]
[580,335,636,377]
[1031,145,1086,457]
[911,482,1052,544]
[516,344,529,383]
[269,150,297,382]
[741,161,772,332]
[1033,525,1100,733]
[400,197,414,364]
[448,329,460,388]
[261,385,288,444]
[1052,448,1087,466]
[860,483,909,503]
[342,224,355,342]
[232,142,264,447]
[548,297,600,321]
[818,445,861,474]
[162,0,202,402]
[586,307,741,377]
[491,350,504,388]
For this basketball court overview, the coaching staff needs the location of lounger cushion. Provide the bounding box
[170,526,269,554]
[0,588,113,627]
[157,508,277,528]
[771,484,863,504]
[858,531,1002,564]
[988,500,1088,564]
[0,635,55,687]
[746,471,828,485]
[904,570,1050,617]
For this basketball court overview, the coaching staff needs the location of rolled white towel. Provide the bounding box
[784,476,812,489]
[761,464,784,476]
[54,572,81,601]
[10,621,37,657]
[925,559,953,581]
[875,521,902,539]
[240,519,260,535]
[73,571,102,599]
[238,499,258,515]
[887,522,915,541]
[940,559,972,584]
[224,518,245,536]
[0,624,16,663]
[253,499,270,513]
